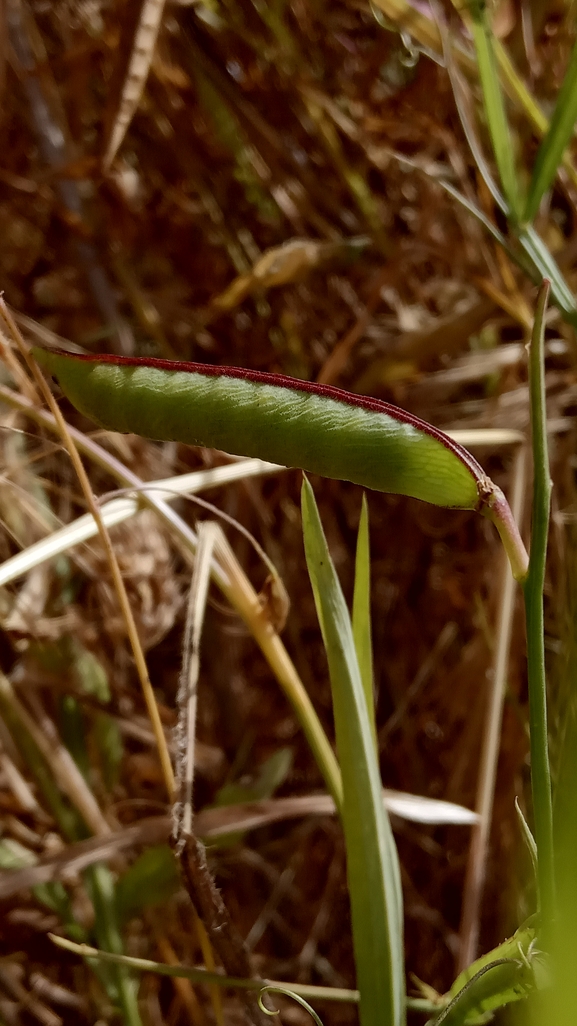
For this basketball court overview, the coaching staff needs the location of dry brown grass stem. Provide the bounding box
[0,373,340,807]
[171,521,235,1025]
[0,670,110,836]
[176,833,268,1026]
[0,300,175,801]
[212,530,343,809]
[103,0,167,171]
[0,789,478,901]
[0,325,40,405]
[316,267,390,385]
[153,928,205,1026]
[0,962,62,1026]
[175,522,219,841]
[0,745,46,817]
[474,277,533,331]
[457,445,528,970]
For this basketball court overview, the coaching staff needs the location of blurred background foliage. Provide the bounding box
[0,0,577,1023]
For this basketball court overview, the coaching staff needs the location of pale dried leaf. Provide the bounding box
[103,0,167,170]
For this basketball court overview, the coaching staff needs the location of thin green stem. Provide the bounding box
[522,280,555,937]
[49,936,439,1013]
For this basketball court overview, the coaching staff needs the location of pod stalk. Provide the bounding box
[481,483,529,583]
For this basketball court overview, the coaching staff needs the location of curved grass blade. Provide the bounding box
[524,38,577,223]
[258,986,324,1026]
[0,459,280,588]
[515,797,538,883]
[427,128,577,328]
[301,478,405,1026]
[517,227,577,327]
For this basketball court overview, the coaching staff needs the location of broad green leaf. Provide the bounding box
[0,837,37,871]
[352,495,376,749]
[468,0,520,220]
[301,477,405,1026]
[30,638,110,701]
[524,38,577,223]
[73,645,110,702]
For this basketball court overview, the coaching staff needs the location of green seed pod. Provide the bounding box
[34,348,487,509]
[33,347,529,580]
[33,348,486,508]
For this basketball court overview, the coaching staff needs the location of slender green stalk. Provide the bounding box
[49,936,438,1013]
[88,864,142,1026]
[523,280,555,936]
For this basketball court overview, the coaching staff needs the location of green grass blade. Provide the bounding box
[515,796,538,883]
[468,0,520,219]
[88,863,142,1026]
[352,496,376,749]
[518,227,577,327]
[301,477,405,1026]
[525,38,577,223]
[431,87,577,328]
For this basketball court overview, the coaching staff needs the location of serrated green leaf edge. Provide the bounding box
[430,919,538,1025]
